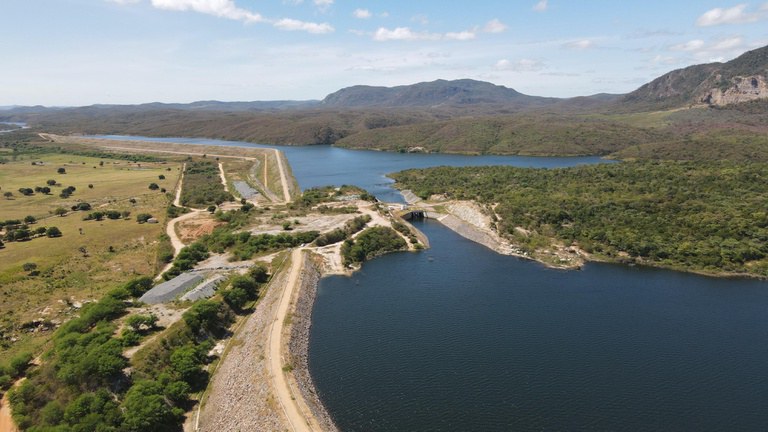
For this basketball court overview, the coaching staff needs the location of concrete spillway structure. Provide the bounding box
[140,272,203,304]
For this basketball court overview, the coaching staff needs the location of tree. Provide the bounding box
[40,186,51,194]
[126,314,158,332]
[23,215,36,224]
[136,213,152,223]
[3,191,12,199]
[121,380,183,432]
[0,239,4,249]
[54,207,67,217]
[148,183,159,190]
[124,276,153,297]
[88,184,93,189]
[46,179,57,186]
[46,226,62,237]
[158,175,166,180]
[22,262,37,272]
[248,264,270,283]
[57,167,66,174]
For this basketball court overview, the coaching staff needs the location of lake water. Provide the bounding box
[89,135,607,202]
[310,220,768,431]
[87,134,768,430]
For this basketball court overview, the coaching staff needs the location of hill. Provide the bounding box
[321,79,559,110]
[2,45,767,160]
[622,45,768,110]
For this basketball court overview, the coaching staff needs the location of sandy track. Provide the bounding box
[274,149,291,203]
[0,392,19,432]
[267,249,322,432]
[174,163,185,207]
[217,162,229,193]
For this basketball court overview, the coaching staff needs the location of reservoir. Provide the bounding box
[88,135,607,202]
[310,220,768,431]
[87,135,768,430]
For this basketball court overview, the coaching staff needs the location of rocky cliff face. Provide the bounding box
[623,44,768,110]
[701,75,768,106]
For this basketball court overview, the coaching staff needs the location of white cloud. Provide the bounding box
[445,31,476,41]
[696,4,764,26]
[711,36,743,51]
[150,0,264,23]
[482,19,507,33]
[353,8,371,19]
[373,27,440,42]
[373,27,477,42]
[149,0,333,33]
[670,39,705,51]
[762,2,768,11]
[495,58,545,72]
[563,39,594,50]
[106,0,141,4]
[533,0,548,12]
[273,18,334,34]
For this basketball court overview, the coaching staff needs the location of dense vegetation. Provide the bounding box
[179,159,233,207]
[6,272,243,431]
[341,226,408,267]
[392,161,768,276]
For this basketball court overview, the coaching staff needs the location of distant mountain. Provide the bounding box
[623,45,768,109]
[321,79,560,109]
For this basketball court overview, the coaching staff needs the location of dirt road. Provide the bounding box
[174,163,185,207]
[217,162,229,193]
[273,149,292,203]
[0,383,20,432]
[267,249,322,432]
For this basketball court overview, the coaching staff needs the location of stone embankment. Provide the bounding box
[288,254,339,432]
[196,265,290,431]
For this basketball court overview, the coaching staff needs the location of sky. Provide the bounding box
[1,0,768,106]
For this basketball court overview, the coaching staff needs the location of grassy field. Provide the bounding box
[0,152,182,358]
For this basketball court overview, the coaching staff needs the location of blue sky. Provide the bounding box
[1,0,767,105]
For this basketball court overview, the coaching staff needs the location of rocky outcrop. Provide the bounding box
[701,75,768,106]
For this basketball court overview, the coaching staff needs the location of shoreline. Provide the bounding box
[287,253,339,432]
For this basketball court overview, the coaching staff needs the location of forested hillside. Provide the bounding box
[392,162,768,277]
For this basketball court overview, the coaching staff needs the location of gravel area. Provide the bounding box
[197,266,289,431]
[288,254,339,432]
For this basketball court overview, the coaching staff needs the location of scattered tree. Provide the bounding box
[46,226,62,238]
[148,183,159,190]
[136,213,152,223]
[23,215,36,224]
[46,179,56,186]
[57,167,66,174]
[54,207,67,217]
[158,175,165,180]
